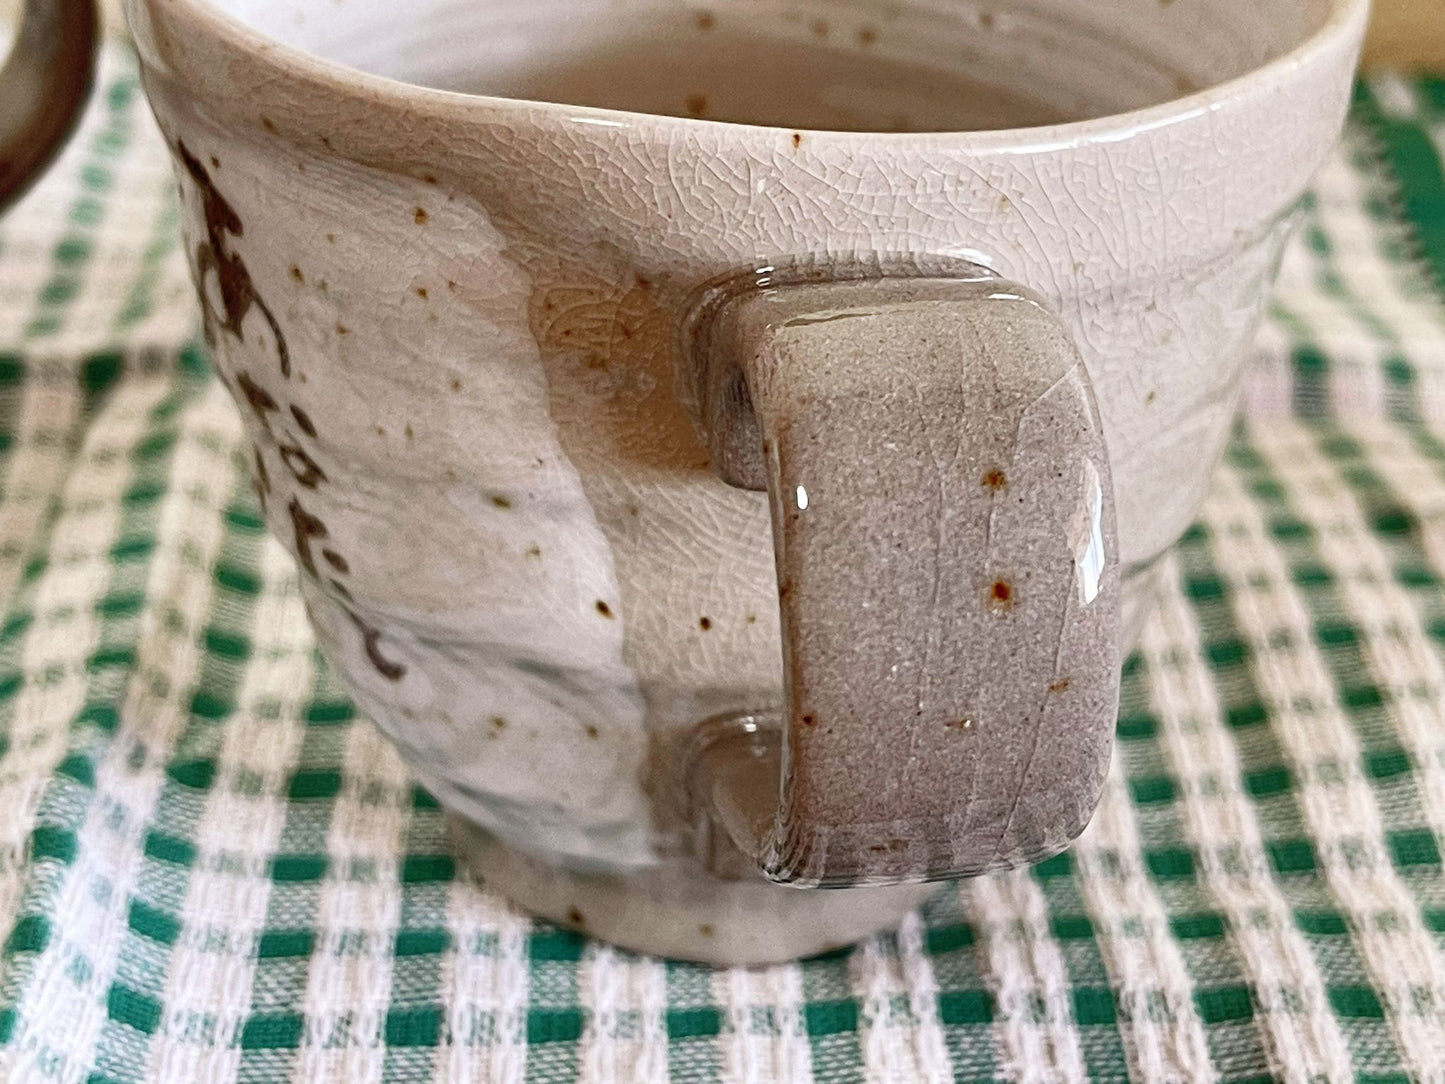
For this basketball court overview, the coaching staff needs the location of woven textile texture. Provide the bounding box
[7,49,1445,1083]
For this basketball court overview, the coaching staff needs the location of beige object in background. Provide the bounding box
[1365,0,1445,70]
[1,1,1437,66]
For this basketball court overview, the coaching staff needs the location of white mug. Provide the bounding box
[4,0,1369,963]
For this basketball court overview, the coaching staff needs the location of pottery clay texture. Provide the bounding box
[691,278,1119,886]
[126,0,1367,960]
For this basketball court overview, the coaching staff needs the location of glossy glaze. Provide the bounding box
[686,273,1120,887]
[124,0,1367,961]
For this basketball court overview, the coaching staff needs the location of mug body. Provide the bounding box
[124,0,1367,962]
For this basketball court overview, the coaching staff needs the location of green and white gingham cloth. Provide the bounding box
[10,47,1445,1084]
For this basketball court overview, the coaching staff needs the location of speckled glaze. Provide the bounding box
[686,271,1121,889]
[122,0,1368,963]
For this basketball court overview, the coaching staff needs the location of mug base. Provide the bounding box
[446,816,942,965]
[443,559,1172,965]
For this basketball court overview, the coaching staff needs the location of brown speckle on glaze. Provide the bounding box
[1145,390,1158,405]
[567,907,585,926]
[404,423,414,441]
[209,155,220,169]
[176,142,291,377]
[289,265,303,284]
[346,608,406,681]
[858,25,877,45]
[491,495,512,509]
[287,497,327,577]
[627,504,640,517]
[695,10,714,29]
[290,404,317,437]
[1048,676,1071,693]
[685,94,708,118]
[698,924,714,936]
[698,616,712,631]
[981,468,1008,492]
[810,18,828,37]
[491,715,507,731]
[422,173,439,185]
[325,232,335,244]
[260,116,277,133]
[450,377,462,392]
[336,323,349,336]
[979,10,996,29]
[988,579,1014,611]
[279,441,327,488]
[236,371,278,421]
[446,279,457,291]
[416,286,428,299]
[791,132,802,149]
[801,714,815,726]
[745,612,756,624]
[584,725,599,739]
[595,600,614,618]
[374,425,386,437]
[945,718,974,730]
[526,544,542,558]
[413,207,428,224]
[252,446,271,497]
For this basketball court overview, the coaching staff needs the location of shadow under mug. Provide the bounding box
[2,0,1368,963]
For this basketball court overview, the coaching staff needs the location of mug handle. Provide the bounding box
[683,268,1122,887]
[0,0,100,212]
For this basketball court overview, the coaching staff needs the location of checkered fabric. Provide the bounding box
[6,47,1445,1083]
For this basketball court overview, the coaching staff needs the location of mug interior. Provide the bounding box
[201,0,1338,131]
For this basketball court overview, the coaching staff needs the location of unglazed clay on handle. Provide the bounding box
[0,0,99,211]
[686,272,1122,887]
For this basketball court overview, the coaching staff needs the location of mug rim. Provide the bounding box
[136,0,1369,147]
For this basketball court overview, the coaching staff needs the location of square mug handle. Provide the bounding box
[682,267,1122,887]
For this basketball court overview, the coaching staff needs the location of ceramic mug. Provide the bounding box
[4,0,1368,964]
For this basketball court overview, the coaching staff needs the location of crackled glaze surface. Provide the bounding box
[126,0,1367,962]
[687,275,1121,888]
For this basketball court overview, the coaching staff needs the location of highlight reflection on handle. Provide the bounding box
[681,266,1122,887]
